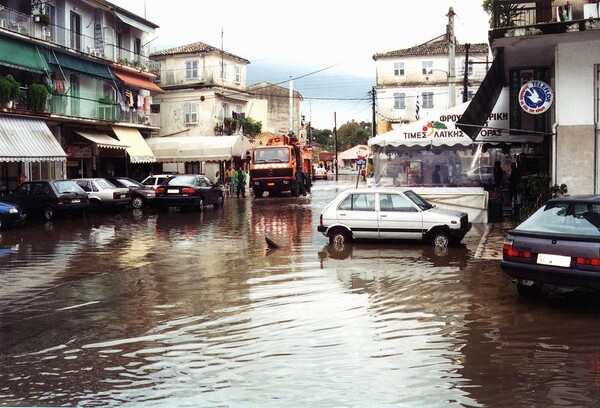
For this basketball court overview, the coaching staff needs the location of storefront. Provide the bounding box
[0,116,66,193]
[63,129,128,178]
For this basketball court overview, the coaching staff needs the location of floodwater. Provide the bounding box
[2,180,600,407]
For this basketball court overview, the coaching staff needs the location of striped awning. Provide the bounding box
[0,116,66,162]
[75,130,128,149]
[112,126,156,163]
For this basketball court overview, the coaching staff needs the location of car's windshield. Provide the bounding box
[53,180,85,194]
[404,190,433,210]
[517,201,600,236]
[254,147,290,163]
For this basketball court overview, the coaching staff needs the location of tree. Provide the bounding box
[311,128,333,150]
[482,0,523,28]
[336,120,370,151]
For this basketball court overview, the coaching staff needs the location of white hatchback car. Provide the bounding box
[317,188,471,247]
[141,174,173,190]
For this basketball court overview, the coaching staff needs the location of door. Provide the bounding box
[377,193,423,240]
[336,193,379,239]
[70,11,81,51]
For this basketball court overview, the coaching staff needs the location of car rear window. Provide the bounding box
[517,201,600,236]
[167,175,196,186]
[53,180,84,194]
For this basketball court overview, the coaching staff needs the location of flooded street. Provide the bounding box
[2,180,600,407]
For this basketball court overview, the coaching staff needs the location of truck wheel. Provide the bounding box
[253,187,264,197]
[329,228,352,245]
[291,181,299,197]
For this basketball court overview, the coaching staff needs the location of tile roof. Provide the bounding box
[150,41,250,63]
[373,36,489,60]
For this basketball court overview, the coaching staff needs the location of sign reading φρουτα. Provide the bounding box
[518,80,553,115]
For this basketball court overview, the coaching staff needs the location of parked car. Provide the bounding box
[313,166,328,180]
[0,201,26,229]
[141,174,173,190]
[501,195,600,296]
[317,187,471,247]
[2,180,90,221]
[105,177,156,209]
[154,174,224,211]
[74,178,130,210]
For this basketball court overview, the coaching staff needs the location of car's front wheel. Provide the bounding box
[43,206,54,221]
[0,215,5,230]
[131,195,144,209]
[429,229,450,247]
[329,228,352,245]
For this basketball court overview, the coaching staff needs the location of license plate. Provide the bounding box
[72,199,80,203]
[537,253,571,267]
[168,189,179,194]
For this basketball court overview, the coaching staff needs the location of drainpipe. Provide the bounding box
[552,122,557,186]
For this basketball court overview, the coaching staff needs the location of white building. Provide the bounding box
[373,35,490,133]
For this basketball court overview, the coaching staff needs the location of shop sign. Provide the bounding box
[518,80,553,115]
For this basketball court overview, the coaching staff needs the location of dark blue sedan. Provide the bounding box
[0,201,26,229]
[154,174,224,211]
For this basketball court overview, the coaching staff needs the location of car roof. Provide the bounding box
[546,195,600,204]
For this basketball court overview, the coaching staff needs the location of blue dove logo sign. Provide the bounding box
[518,80,553,115]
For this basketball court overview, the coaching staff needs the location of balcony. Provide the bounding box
[490,0,600,41]
[0,7,153,72]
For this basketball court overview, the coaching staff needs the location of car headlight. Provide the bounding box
[8,207,19,214]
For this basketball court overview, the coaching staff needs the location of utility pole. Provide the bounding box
[447,7,456,108]
[334,112,338,182]
[371,87,377,138]
[289,76,293,135]
[463,43,470,103]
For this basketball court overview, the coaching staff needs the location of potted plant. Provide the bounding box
[0,74,20,107]
[39,13,51,26]
[27,83,49,112]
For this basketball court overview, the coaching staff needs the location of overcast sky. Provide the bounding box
[110,0,491,129]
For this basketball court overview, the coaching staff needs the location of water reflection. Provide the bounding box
[2,185,600,406]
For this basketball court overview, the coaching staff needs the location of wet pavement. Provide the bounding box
[1,180,600,407]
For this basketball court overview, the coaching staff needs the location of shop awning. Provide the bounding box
[338,145,371,160]
[0,116,66,162]
[0,35,50,73]
[112,126,156,163]
[456,49,505,139]
[113,70,164,93]
[369,86,544,148]
[115,11,157,34]
[75,130,128,149]
[146,135,252,162]
[48,51,114,81]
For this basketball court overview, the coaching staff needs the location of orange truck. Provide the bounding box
[249,134,312,197]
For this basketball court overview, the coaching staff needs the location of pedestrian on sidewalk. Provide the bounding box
[235,167,247,198]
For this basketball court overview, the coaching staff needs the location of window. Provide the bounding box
[219,61,227,81]
[422,61,433,75]
[134,37,141,62]
[183,102,198,124]
[222,102,230,119]
[393,93,406,110]
[338,193,376,211]
[394,62,405,77]
[185,60,198,79]
[379,194,417,212]
[422,92,434,109]
[458,59,474,76]
[234,65,242,84]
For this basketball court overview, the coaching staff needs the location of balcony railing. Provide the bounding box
[0,7,153,71]
[491,0,597,29]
